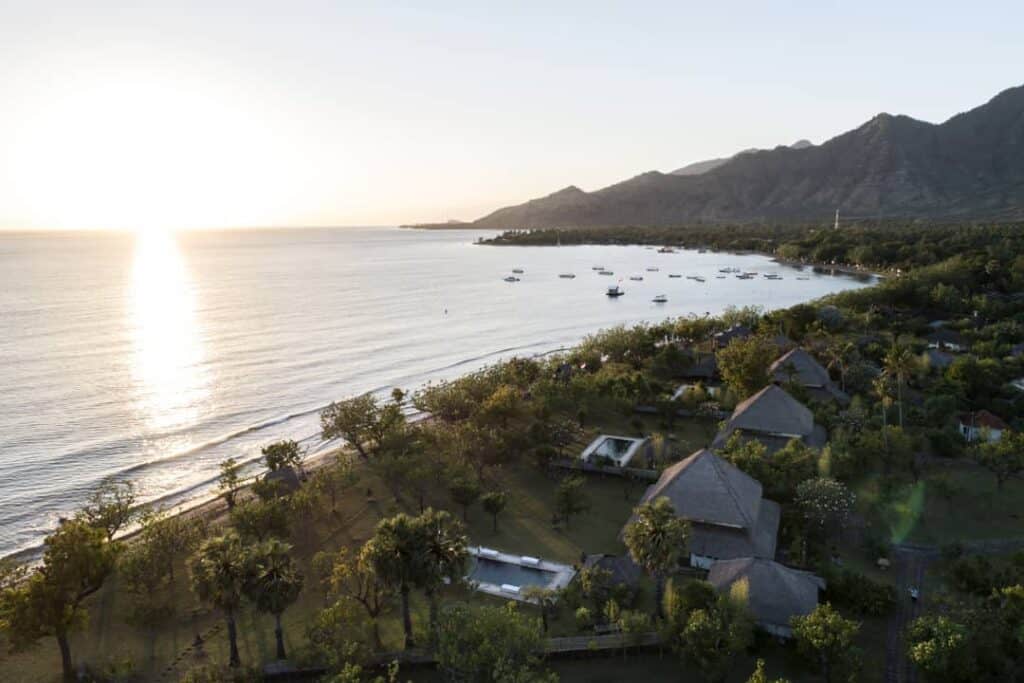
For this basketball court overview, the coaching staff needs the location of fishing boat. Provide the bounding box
[512,268,524,274]
[652,294,668,303]
[715,275,726,279]
[646,267,660,272]
[591,266,605,270]
[657,247,675,253]
[559,273,576,279]
[629,275,643,281]
[668,273,682,278]
[599,270,614,276]
[503,276,520,282]
[796,276,810,280]
[693,276,706,283]
[606,285,624,297]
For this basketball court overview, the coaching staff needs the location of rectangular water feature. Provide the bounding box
[580,434,648,467]
[465,546,576,602]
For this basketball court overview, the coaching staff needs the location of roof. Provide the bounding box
[688,500,780,560]
[707,558,823,628]
[926,329,965,345]
[770,348,832,389]
[713,325,753,346]
[958,410,1009,431]
[923,349,955,369]
[637,449,764,529]
[682,354,718,379]
[723,385,814,437]
[582,554,643,587]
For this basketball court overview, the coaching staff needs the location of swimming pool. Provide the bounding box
[469,558,558,589]
[580,434,648,467]
[465,546,576,601]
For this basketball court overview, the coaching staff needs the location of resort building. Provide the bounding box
[623,449,780,569]
[926,328,967,352]
[712,325,753,349]
[958,410,1009,443]
[769,347,849,405]
[710,385,827,453]
[707,557,824,639]
[923,348,955,370]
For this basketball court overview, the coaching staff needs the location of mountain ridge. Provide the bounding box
[473,85,1024,228]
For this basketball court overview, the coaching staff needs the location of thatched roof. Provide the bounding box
[638,449,763,529]
[770,348,849,404]
[582,554,643,587]
[708,558,824,629]
[687,501,780,560]
[724,385,814,437]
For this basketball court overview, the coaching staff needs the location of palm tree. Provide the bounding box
[824,339,855,393]
[189,531,249,668]
[872,374,893,452]
[522,586,559,633]
[363,513,427,649]
[623,497,689,619]
[244,538,304,661]
[883,344,915,428]
[417,508,469,648]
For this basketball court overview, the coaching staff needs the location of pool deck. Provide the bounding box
[467,545,577,602]
[579,434,648,467]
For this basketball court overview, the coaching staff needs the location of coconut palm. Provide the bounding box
[824,339,855,393]
[363,513,428,649]
[244,538,304,661]
[189,531,250,668]
[417,508,468,648]
[883,344,915,428]
[623,497,689,619]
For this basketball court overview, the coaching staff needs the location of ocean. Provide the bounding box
[0,226,872,557]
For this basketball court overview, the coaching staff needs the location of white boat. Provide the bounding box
[606,285,624,297]
[559,273,576,279]
[591,266,605,270]
[629,275,643,281]
[599,270,614,276]
[503,276,520,282]
[668,273,682,278]
[693,276,706,283]
[646,267,659,272]
[652,294,668,303]
[512,268,524,274]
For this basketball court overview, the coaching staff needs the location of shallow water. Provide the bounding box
[0,226,871,556]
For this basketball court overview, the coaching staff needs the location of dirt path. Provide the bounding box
[884,547,933,683]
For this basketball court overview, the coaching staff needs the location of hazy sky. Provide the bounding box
[2,1,1022,230]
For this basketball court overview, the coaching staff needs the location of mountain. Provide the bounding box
[474,86,1024,228]
[670,140,813,176]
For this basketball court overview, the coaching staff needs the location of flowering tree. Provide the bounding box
[795,477,855,537]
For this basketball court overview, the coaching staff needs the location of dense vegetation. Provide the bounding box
[2,223,1024,682]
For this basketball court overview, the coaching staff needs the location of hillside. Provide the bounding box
[474,86,1024,228]
[670,139,813,176]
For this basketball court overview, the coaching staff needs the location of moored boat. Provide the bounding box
[606,285,624,297]
[652,294,668,303]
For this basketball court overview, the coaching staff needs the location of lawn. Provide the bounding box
[853,461,1024,546]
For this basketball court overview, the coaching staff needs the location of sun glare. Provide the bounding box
[7,71,306,232]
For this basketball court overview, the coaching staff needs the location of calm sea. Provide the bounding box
[0,226,872,557]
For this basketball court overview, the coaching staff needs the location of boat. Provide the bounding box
[559,273,576,279]
[606,285,624,297]
[668,273,682,278]
[503,276,520,282]
[646,267,659,272]
[715,275,726,279]
[629,275,643,281]
[657,247,675,253]
[512,268,524,274]
[652,294,668,303]
[591,266,605,270]
[599,270,614,276]
[796,276,810,280]
[693,276,706,283]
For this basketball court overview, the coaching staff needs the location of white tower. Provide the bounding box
[834,209,840,230]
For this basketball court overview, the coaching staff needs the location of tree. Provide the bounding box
[716,335,775,399]
[324,546,394,649]
[82,479,137,541]
[189,531,250,668]
[321,393,405,460]
[883,344,916,429]
[906,615,974,682]
[363,513,423,649]
[974,430,1024,490]
[218,457,243,510]
[823,339,856,393]
[521,586,559,634]
[790,603,861,683]
[795,478,855,538]
[244,538,304,661]
[479,384,524,429]
[435,603,550,683]
[448,476,481,521]
[554,475,591,528]
[679,599,753,683]
[746,659,791,683]
[481,491,508,532]
[313,454,359,514]
[263,439,302,471]
[624,497,689,618]
[417,508,469,647]
[0,518,117,681]
[231,497,290,542]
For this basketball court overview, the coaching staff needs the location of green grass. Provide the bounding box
[853,462,1024,546]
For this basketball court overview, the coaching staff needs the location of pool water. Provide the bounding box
[469,558,557,589]
[593,437,635,458]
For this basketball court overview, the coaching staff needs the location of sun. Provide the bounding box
[6,69,305,232]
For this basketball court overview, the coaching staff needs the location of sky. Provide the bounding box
[1,1,1022,231]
